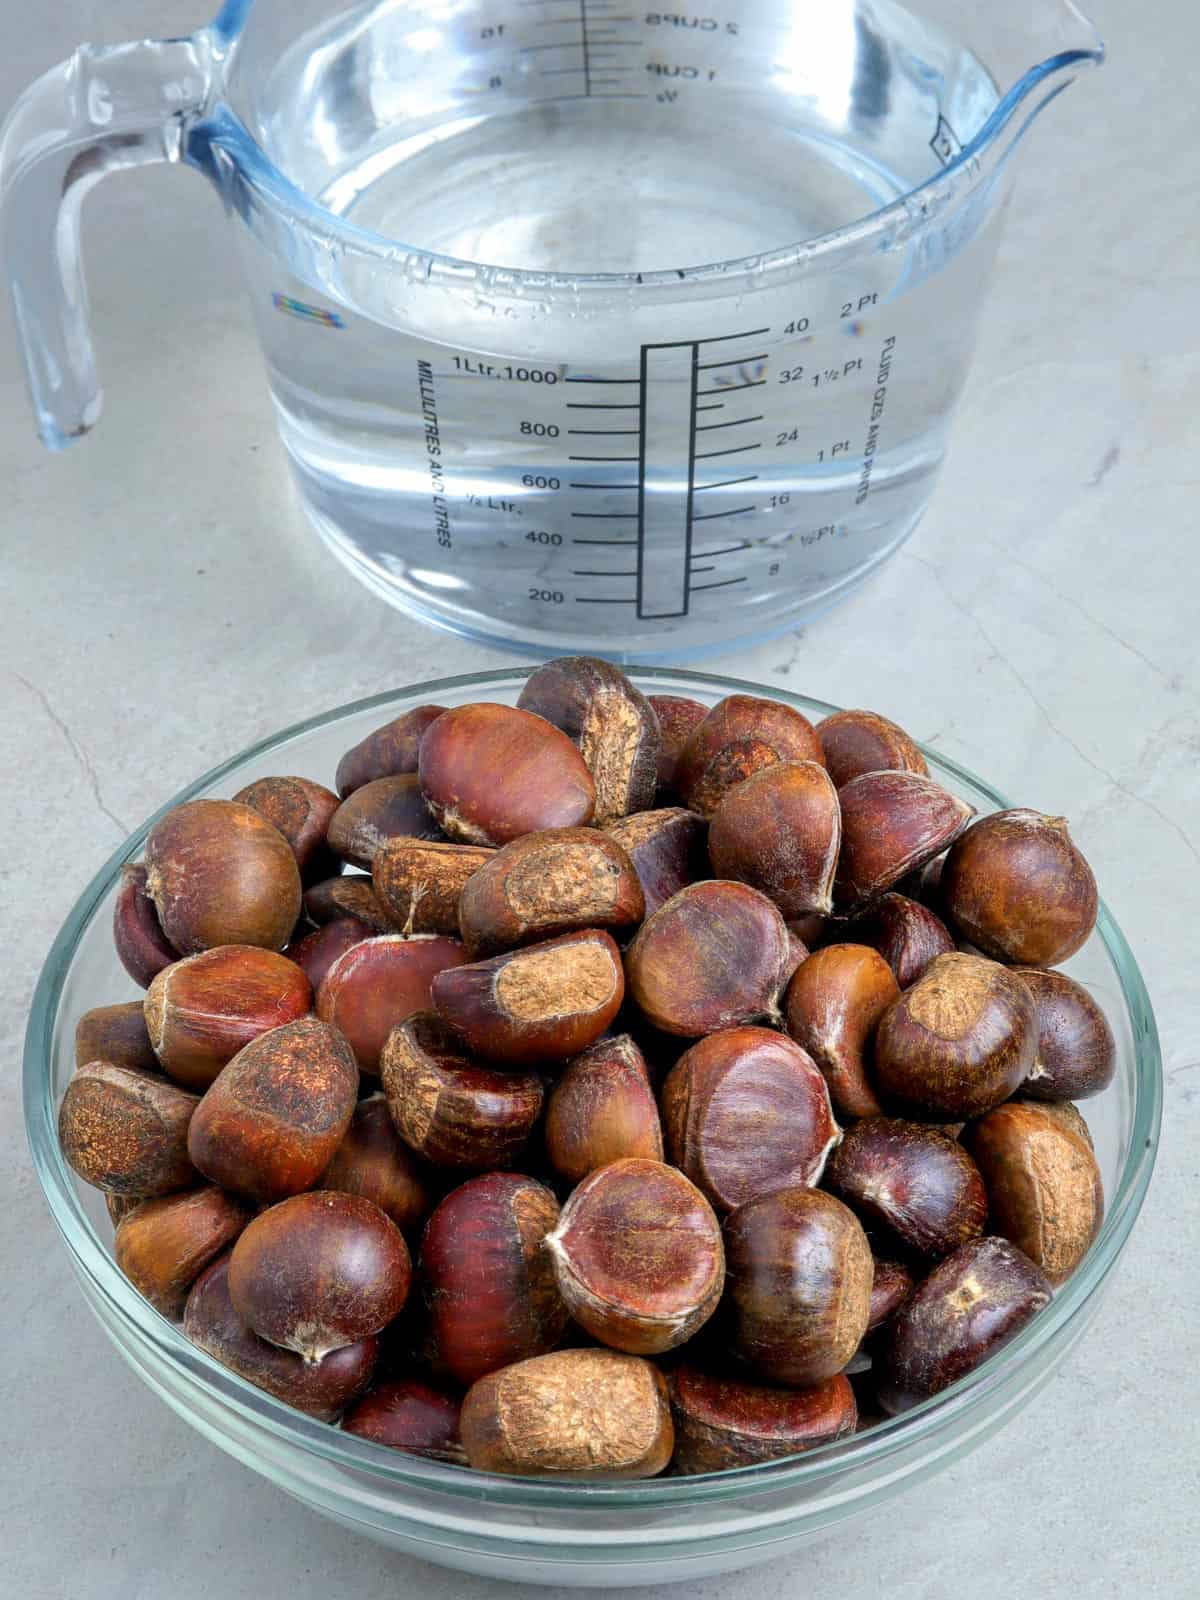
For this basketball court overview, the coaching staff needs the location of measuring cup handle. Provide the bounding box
[0,35,214,449]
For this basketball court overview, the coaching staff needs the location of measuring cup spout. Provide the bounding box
[967,2,1104,173]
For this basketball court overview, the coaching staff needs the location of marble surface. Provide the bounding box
[2,1,1197,1595]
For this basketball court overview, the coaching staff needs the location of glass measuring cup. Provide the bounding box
[0,1,1103,659]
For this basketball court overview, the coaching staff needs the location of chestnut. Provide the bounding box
[602,807,708,918]
[834,771,975,911]
[662,1027,839,1212]
[675,694,825,819]
[867,1258,914,1334]
[648,695,709,796]
[372,837,496,936]
[113,863,178,988]
[228,1191,411,1361]
[431,928,624,1066]
[962,1102,1103,1284]
[335,704,448,797]
[232,775,341,881]
[824,1118,987,1258]
[1025,1097,1094,1146]
[816,708,928,788]
[59,1061,198,1196]
[144,945,313,1090]
[184,1253,378,1419]
[115,1185,250,1317]
[873,952,1037,1119]
[625,880,792,1037]
[380,1013,544,1169]
[320,1093,434,1233]
[517,656,661,824]
[74,1001,158,1073]
[546,1158,724,1354]
[186,1017,359,1203]
[418,702,596,845]
[941,809,1099,966]
[303,874,398,933]
[723,1187,873,1388]
[458,827,644,958]
[460,1349,673,1479]
[418,1172,568,1386]
[143,799,302,954]
[708,761,841,917]
[342,1378,465,1463]
[285,916,373,992]
[316,933,468,1074]
[1014,968,1116,1100]
[668,1367,857,1474]
[326,774,443,869]
[845,892,956,989]
[544,1033,663,1184]
[783,944,898,1119]
[876,1236,1052,1413]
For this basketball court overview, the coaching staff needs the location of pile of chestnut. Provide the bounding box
[59,659,1113,1480]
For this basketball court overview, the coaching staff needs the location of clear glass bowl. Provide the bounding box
[24,669,1161,1588]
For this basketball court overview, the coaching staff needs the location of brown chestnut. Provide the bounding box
[662,1027,838,1212]
[326,774,443,869]
[115,1185,251,1317]
[460,1349,673,1479]
[1014,968,1116,1100]
[342,1378,465,1463]
[517,656,661,824]
[708,761,841,917]
[546,1158,724,1354]
[825,1118,987,1258]
[316,933,468,1074]
[458,827,644,958]
[59,1061,198,1196]
[668,1367,857,1474]
[816,708,928,788]
[335,705,448,797]
[228,1191,410,1361]
[676,694,825,819]
[962,1102,1103,1284]
[867,1258,914,1334]
[543,1033,663,1184]
[285,916,373,992]
[113,863,178,988]
[834,771,975,912]
[74,1002,158,1073]
[143,799,302,954]
[647,695,709,797]
[431,928,624,1066]
[186,1017,358,1203]
[941,810,1099,966]
[783,944,898,1119]
[625,880,792,1038]
[845,893,957,989]
[380,1013,544,1169]
[418,1172,568,1386]
[877,1236,1052,1413]
[873,953,1037,1119]
[372,837,496,936]
[232,775,341,881]
[419,703,596,845]
[184,1253,377,1419]
[723,1187,873,1388]
[602,806,708,919]
[144,945,313,1090]
[320,1093,434,1233]
[303,874,398,933]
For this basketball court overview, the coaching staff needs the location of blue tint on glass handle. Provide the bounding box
[0,2,1103,452]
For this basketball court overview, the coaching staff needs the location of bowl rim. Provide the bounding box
[24,665,1162,1508]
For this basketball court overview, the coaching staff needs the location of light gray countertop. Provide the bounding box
[2,2,1197,1596]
